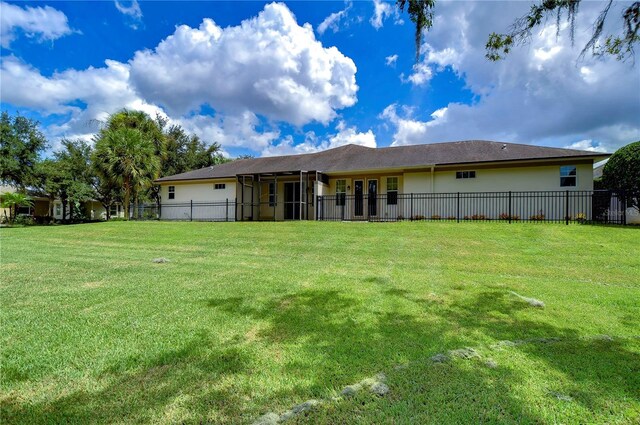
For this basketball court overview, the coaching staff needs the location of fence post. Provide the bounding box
[190,200,193,222]
[316,196,320,220]
[410,193,414,221]
[456,192,460,223]
[508,191,512,224]
[226,198,229,222]
[565,190,569,225]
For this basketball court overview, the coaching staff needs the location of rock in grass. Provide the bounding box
[291,399,320,414]
[152,257,170,263]
[370,382,390,396]
[341,383,362,396]
[449,347,480,360]
[591,334,613,342]
[430,353,449,363]
[252,412,279,425]
[484,359,498,369]
[549,391,573,402]
[510,291,544,308]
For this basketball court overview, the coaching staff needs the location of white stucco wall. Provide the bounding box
[159,180,237,221]
[432,163,594,192]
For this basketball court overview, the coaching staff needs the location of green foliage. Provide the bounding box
[161,124,226,177]
[93,120,161,220]
[0,191,33,221]
[485,0,639,62]
[602,140,640,210]
[396,0,436,62]
[0,111,48,189]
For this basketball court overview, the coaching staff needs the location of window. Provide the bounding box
[110,204,118,216]
[168,186,175,200]
[560,165,577,187]
[214,183,226,190]
[336,179,346,206]
[387,177,398,205]
[268,182,276,207]
[55,203,62,216]
[456,171,476,179]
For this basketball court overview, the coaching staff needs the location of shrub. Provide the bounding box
[529,212,546,221]
[13,215,35,226]
[575,212,587,222]
[499,213,520,221]
[471,214,486,220]
[430,214,441,220]
[396,215,404,220]
[412,215,425,220]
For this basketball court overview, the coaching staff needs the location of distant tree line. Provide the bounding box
[0,110,229,222]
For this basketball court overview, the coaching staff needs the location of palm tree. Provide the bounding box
[98,110,166,218]
[1,192,33,222]
[92,127,160,220]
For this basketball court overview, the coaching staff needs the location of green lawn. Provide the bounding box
[1,221,639,424]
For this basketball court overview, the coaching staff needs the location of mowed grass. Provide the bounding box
[1,221,639,424]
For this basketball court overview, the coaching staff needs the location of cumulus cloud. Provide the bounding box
[0,1,73,48]
[114,0,142,19]
[385,54,398,67]
[564,140,608,153]
[1,2,360,153]
[129,3,358,125]
[317,1,351,35]
[370,0,402,30]
[385,1,640,150]
[261,121,376,156]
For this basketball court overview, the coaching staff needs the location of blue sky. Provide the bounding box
[1,1,638,158]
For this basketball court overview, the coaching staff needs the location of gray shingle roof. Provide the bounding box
[156,140,610,182]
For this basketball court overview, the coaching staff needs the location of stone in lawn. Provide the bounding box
[370,381,390,396]
[484,359,498,369]
[430,353,449,363]
[510,291,544,308]
[449,347,480,360]
[591,334,613,342]
[291,399,320,414]
[341,383,362,396]
[549,391,573,402]
[152,257,170,263]
[252,412,279,425]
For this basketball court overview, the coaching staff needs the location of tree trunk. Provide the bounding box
[48,197,54,217]
[123,178,131,220]
[134,190,139,220]
[62,199,68,224]
[103,202,111,221]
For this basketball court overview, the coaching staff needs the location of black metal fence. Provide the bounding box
[129,200,236,221]
[316,191,634,224]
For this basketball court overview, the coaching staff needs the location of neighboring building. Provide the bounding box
[155,140,613,222]
[0,185,124,221]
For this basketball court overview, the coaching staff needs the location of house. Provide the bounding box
[0,185,124,221]
[155,140,622,222]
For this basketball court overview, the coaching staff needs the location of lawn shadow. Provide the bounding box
[0,331,254,424]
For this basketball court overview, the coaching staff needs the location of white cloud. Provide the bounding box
[0,1,73,48]
[317,1,351,35]
[114,0,142,19]
[385,1,640,150]
[564,139,608,153]
[129,3,358,126]
[370,0,402,30]
[385,54,398,67]
[261,121,376,156]
[406,62,433,86]
[0,3,360,154]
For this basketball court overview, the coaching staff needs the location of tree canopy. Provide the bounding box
[602,141,640,211]
[396,0,640,62]
[0,112,47,189]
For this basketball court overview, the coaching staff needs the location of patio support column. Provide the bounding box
[274,175,277,221]
[257,174,261,222]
